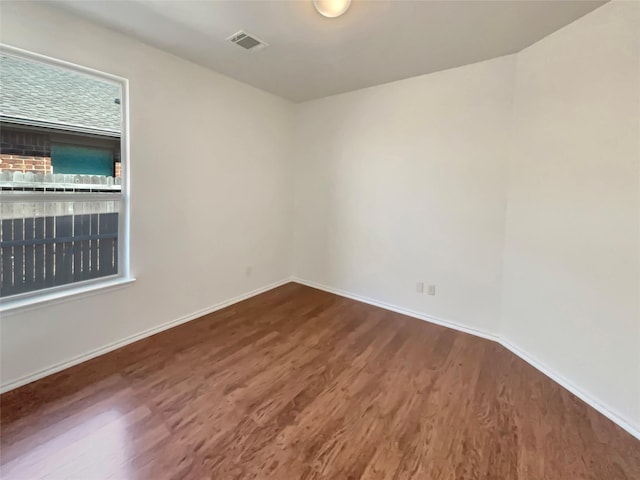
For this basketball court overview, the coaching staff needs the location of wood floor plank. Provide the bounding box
[1,282,638,479]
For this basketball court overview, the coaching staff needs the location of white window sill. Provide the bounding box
[0,277,136,315]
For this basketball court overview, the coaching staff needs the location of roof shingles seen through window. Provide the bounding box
[0,55,121,135]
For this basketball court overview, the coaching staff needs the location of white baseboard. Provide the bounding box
[291,277,640,441]
[291,277,499,342]
[4,275,639,442]
[499,338,640,441]
[0,278,291,394]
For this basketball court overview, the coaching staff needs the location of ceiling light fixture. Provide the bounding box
[314,0,351,18]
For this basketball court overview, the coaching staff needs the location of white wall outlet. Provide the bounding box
[427,284,436,296]
[416,282,424,293]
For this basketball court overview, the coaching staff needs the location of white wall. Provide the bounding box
[501,0,640,429]
[0,2,295,387]
[293,56,516,335]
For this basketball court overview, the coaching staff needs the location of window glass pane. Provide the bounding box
[0,200,120,298]
[0,54,121,134]
[1,53,122,192]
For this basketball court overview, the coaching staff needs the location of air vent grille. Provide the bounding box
[228,31,269,52]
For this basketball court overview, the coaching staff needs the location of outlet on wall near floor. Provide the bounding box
[416,282,424,293]
[427,285,436,296]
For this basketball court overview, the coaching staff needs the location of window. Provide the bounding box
[0,46,130,306]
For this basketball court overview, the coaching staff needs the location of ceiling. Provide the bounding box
[53,0,607,102]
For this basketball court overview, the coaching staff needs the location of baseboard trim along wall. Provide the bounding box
[3,276,638,441]
[0,278,291,394]
[499,338,640,442]
[291,277,499,343]
[291,277,640,441]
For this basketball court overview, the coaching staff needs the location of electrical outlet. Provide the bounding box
[416,282,424,293]
[427,285,436,296]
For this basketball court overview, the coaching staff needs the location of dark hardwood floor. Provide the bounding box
[1,283,638,479]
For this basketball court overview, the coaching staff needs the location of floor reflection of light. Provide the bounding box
[3,408,132,480]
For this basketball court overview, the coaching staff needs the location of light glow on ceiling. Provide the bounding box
[314,0,351,18]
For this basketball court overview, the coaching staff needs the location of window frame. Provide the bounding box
[0,44,132,312]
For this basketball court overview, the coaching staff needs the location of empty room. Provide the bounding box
[0,0,638,478]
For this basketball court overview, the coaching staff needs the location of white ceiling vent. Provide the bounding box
[227,31,269,52]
